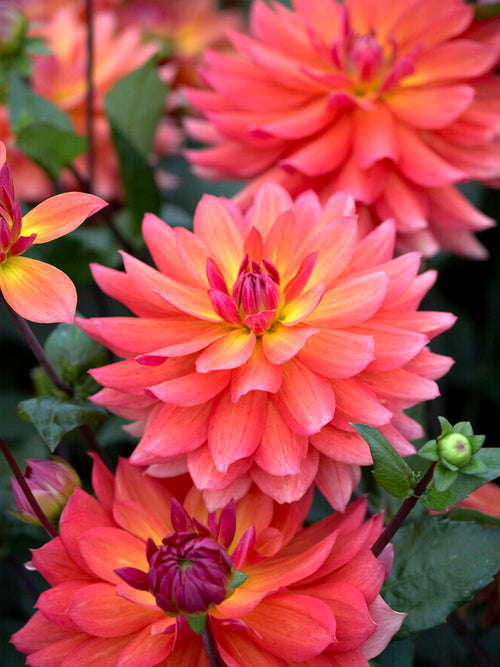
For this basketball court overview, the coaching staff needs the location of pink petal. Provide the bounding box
[353,104,398,168]
[281,283,326,326]
[298,329,374,378]
[353,322,428,371]
[142,213,196,283]
[316,456,361,511]
[147,369,231,406]
[90,264,161,318]
[311,426,372,465]
[360,367,440,409]
[188,446,252,490]
[77,527,147,585]
[132,402,211,463]
[196,328,256,372]
[31,537,93,587]
[387,85,473,129]
[242,592,336,660]
[262,322,319,364]
[360,596,406,659]
[410,40,498,85]
[116,626,175,667]
[308,271,389,328]
[0,256,76,324]
[11,611,76,654]
[68,582,159,637]
[21,192,107,243]
[251,447,320,503]
[193,194,245,282]
[231,338,283,401]
[273,358,335,435]
[330,377,392,429]
[254,402,308,475]
[208,390,268,472]
[61,636,131,667]
[26,635,89,667]
[246,180,294,239]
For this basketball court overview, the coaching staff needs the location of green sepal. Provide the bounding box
[231,570,247,588]
[418,439,439,461]
[461,457,488,475]
[186,614,206,635]
[437,416,454,436]
[452,421,474,438]
[433,463,458,492]
[352,424,418,499]
[468,435,486,455]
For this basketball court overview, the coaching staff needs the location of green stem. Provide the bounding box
[0,436,58,539]
[371,462,436,557]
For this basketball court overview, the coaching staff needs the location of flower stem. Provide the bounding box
[201,622,225,667]
[7,304,73,395]
[6,303,111,467]
[371,462,436,557]
[0,436,58,539]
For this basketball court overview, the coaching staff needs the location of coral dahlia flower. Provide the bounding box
[0,142,106,323]
[186,0,500,258]
[11,456,404,666]
[78,181,455,510]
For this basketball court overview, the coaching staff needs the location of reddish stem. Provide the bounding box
[371,462,437,557]
[0,436,58,539]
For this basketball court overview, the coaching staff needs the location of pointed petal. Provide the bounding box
[281,283,326,325]
[242,593,336,660]
[251,447,320,503]
[311,426,373,465]
[273,358,335,435]
[298,329,374,378]
[0,256,76,323]
[68,582,159,637]
[387,85,474,129]
[254,402,308,475]
[22,193,107,243]
[196,329,256,372]
[360,596,406,659]
[116,626,175,667]
[316,456,361,511]
[262,322,318,364]
[188,446,252,490]
[208,390,268,472]
[231,338,283,401]
[147,369,231,406]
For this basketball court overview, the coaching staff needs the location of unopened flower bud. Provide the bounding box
[0,3,26,56]
[11,457,81,526]
[437,432,472,469]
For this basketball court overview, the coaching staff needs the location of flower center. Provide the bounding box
[207,254,281,335]
[344,33,385,89]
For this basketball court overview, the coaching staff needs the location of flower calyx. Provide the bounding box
[419,417,486,492]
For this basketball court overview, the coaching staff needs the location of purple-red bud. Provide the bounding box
[11,457,81,526]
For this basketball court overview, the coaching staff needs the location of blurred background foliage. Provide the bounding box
[0,0,499,665]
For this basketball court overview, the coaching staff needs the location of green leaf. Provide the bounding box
[104,57,166,228]
[15,124,87,181]
[185,615,206,635]
[352,424,418,498]
[445,508,500,528]
[421,448,500,511]
[8,72,73,132]
[44,323,108,391]
[7,73,87,179]
[418,439,439,461]
[17,397,108,451]
[382,518,500,638]
[433,463,458,492]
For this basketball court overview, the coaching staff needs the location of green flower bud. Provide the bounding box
[437,432,472,469]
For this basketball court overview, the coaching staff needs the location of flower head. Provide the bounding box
[0,141,106,322]
[78,181,455,510]
[10,456,81,526]
[186,0,500,258]
[11,456,404,665]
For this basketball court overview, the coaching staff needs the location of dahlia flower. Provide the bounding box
[78,181,455,509]
[0,142,106,323]
[11,456,404,666]
[186,0,500,258]
[1,5,181,202]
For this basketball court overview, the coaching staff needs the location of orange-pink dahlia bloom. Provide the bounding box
[0,142,106,323]
[78,181,455,510]
[186,0,500,258]
[11,456,404,666]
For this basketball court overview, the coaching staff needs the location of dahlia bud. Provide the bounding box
[0,3,26,56]
[10,457,81,526]
[116,499,239,619]
[437,432,472,469]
